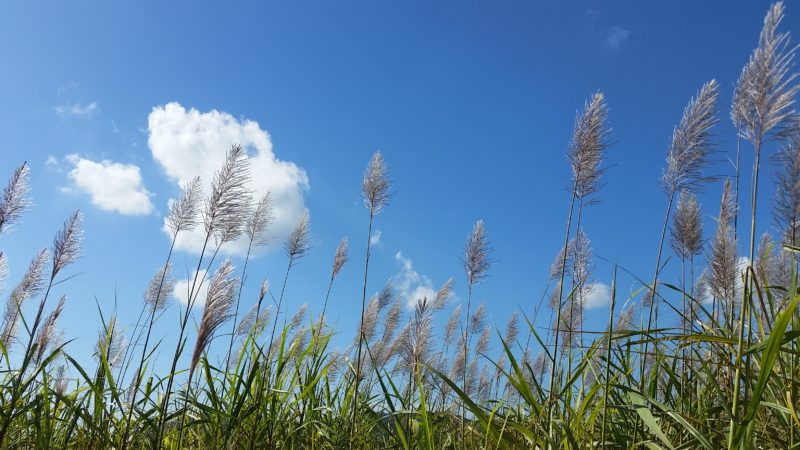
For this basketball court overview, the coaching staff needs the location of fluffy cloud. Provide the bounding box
[174,269,209,308]
[55,101,100,118]
[148,102,309,256]
[583,282,611,310]
[66,155,154,215]
[395,252,436,309]
[605,27,630,50]
[370,230,383,246]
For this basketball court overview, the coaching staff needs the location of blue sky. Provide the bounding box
[0,1,795,370]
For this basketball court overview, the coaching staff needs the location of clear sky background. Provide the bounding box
[0,1,795,371]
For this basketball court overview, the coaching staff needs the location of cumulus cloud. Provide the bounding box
[583,282,611,310]
[395,252,436,309]
[65,155,154,215]
[370,230,383,246]
[46,155,61,172]
[174,270,209,308]
[55,101,100,118]
[605,27,630,50]
[147,102,309,256]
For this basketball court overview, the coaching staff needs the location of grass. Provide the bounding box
[0,3,799,448]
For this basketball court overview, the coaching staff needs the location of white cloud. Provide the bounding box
[370,230,382,246]
[66,155,154,215]
[46,155,61,172]
[147,102,309,256]
[57,81,79,97]
[111,120,120,133]
[55,101,100,118]
[174,269,209,308]
[584,282,611,310]
[605,27,630,50]
[395,252,436,309]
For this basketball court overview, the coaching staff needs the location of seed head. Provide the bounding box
[331,237,349,280]
[167,176,202,235]
[463,220,493,287]
[362,151,391,215]
[662,80,719,194]
[0,163,31,235]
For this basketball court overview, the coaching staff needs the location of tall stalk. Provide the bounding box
[119,241,175,449]
[729,4,797,444]
[255,210,309,450]
[459,220,491,447]
[549,92,610,445]
[0,211,81,447]
[548,184,576,444]
[600,265,617,447]
[157,144,251,446]
[350,152,390,444]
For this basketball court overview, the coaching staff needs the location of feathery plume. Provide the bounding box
[331,237,349,280]
[285,211,311,261]
[719,178,738,228]
[327,349,344,380]
[289,303,308,332]
[732,1,798,143]
[51,211,82,279]
[433,277,454,311]
[569,92,612,203]
[465,359,479,396]
[144,263,175,313]
[95,316,127,368]
[34,296,65,363]
[388,323,411,368]
[549,248,567,280]
[774,134,800,245]
[1,249,49,345]
[477,365,491,403]
[774,246,794,290]
[662,80,720,194]
[504,311,519,344]
[470,302,486,335]
[549,281,563,309]
[397,298,435,377]
[463,220,493,287]
[355,298,381,346]
[378,299,402,351]
[475,325,490,356]
[376,280,395,309]
[670,192,704,259]
[495,353,507,381]
[444,304,461,346]
[236,304,271,337]
[0,163,31,235]
[559,300,583,350]
[288,326,310,356]
[448,336,467,381]
[245,192,274,246]
[570,230,594,300]
[167,176,202,235]
[533,352,549,380]
[708,182,738,309]
[362,151,391,215]
[756,233,778,286]
[204,144,252,243]
[54,365,67,397]
[190,259,237,374]
[616,305,637,331]
[0,253,6,294]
